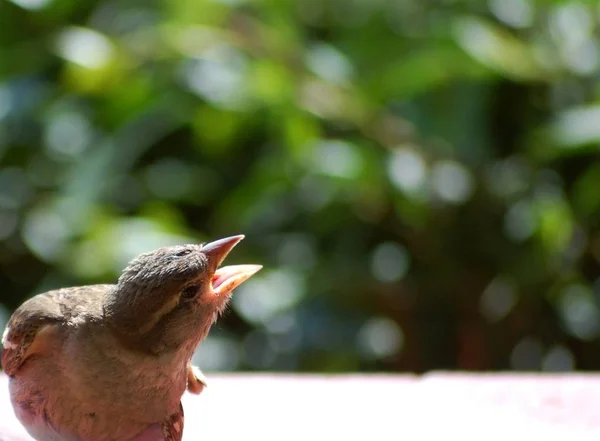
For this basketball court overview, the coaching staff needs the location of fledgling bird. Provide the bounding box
[1,235,261,441]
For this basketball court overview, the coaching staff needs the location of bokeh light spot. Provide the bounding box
[559,284,600,340]
[370,242,410,283]
[488,0,533,29]
[480,276,517,322]
[45,112,92,160]
[388,147,427,195]
[314,140,361,179]
[357,317,404,360]
[430,160,474,204]
[233,269,304,325]
[9,0,50,10]
[510,336,543,370]
[504,200,536,242]
[55,27,113,69]
[542,345,575,372]
[22,204,71,261]
[305,43,353,84]
[181,46,248,109]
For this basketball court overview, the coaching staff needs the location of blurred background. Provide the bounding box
[0,0,599,374]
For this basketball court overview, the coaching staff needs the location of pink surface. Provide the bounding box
[2,372,600,440]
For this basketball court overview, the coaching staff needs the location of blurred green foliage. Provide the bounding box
[0,0,600,373]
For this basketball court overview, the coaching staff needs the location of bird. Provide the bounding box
[1,234,262,441]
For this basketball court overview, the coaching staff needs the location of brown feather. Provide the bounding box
[162,403,184,441]
[1,286,110,377]
[2,312,62,377]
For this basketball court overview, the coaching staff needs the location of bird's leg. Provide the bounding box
[186,365,207,395]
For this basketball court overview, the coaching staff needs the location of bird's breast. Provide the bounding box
[8,321,190,441]
[62,327,189,422]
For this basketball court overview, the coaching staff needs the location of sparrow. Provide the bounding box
[1,235,261,441]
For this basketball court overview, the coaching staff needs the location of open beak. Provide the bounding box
[202,235,262,296]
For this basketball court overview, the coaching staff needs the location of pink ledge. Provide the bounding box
[2,372,600,440]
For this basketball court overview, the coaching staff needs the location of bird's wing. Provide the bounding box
[1,285,112,377]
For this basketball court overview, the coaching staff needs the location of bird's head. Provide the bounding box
[104,234,261,354]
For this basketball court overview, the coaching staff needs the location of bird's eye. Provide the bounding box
[174,249,192,258]
[180,284,199,300]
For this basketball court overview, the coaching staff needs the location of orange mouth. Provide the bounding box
[211,264,262,296]
[201,235,262,297]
